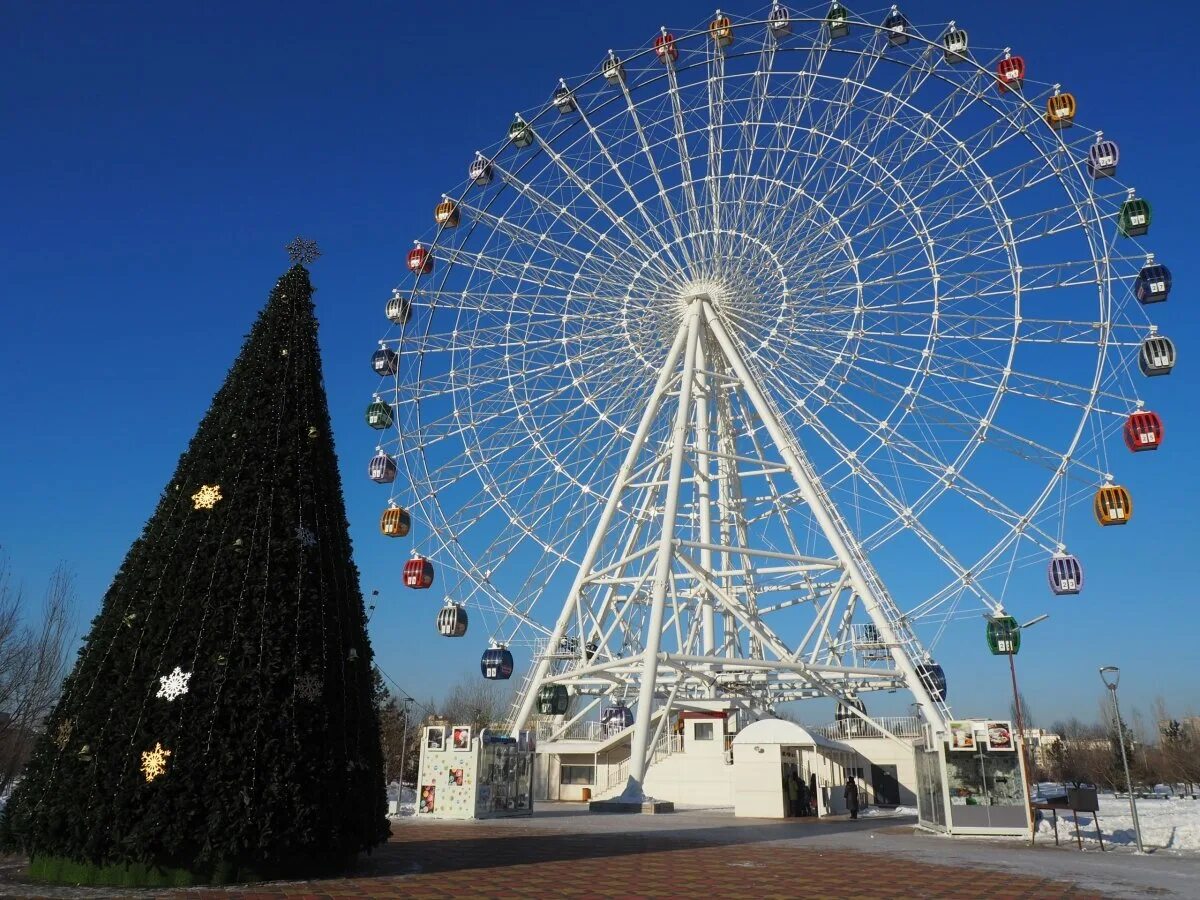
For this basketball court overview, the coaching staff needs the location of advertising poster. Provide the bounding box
[425,725,445,751]
[987,721,1014,751]
[452,726,472,751]
[448,768,464,786]
[419,784,436,813]
[949,721,976,751]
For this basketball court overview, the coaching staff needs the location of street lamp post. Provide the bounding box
[399,696,415,793]
[1100,666,1145,853]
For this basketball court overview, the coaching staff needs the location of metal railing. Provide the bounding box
[534,718,604,743]
[813,715,924,742]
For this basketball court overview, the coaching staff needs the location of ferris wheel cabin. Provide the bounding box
[481,645,514,680]
[468,157,493,186]
[915,663,947,702]
[1094,485,1133,526]
[1119,197,1152,237]
[997,55,1025,93]
[884,10,910,44]
[385,291,412,325]
[602,703,635,734]
[601,53,625,85]
[1135,263,1171,304]
[1045,92,1076,130]
[537,684,570,716]
[1088,140,1119,178]
[1124,410,1164,452]
[380,505,412,538]
[1139,335,1176,376]
[403,556,436,589]
[434,200,460,228]
[371,347,398,376]
[365,400,393,430]
[767,5,791,38]
[654,31,679,63]
[942,28,968,64]
[509,115,534,148]
[709,15,734,47]
[407,245,433,274]
[826,4,849,39]
[1048,554,1083,595]
[368,451,397,484]
[437,602,468,637]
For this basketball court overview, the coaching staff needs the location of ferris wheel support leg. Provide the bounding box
[507,318,692,738]
[694,337,717,664]
[625,300,703,796]
[700,300,946,732]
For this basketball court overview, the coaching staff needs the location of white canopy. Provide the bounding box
[731,717,851,752]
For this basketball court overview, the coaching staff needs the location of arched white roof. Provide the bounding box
[732,717,850,751]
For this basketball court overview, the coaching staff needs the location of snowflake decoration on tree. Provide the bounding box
[295,525,316,549]
[156,666,192,702]
[191,484,223,510]
[295,673,322,701]
[285,236,322,265]
[140,742,172,782]
[54,719,73,750]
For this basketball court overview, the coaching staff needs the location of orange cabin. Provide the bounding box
[1094,485,1132,526]
[654,32,678,63]
[997,56,1025,93]
[407,246,433,274]
[1124,411,1163,452]
[434,200,459,228]
[1045,93,1076,130]
[709,16,734,47]
[380,506,411,537]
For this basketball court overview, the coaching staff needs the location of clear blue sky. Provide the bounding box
[3,1,1196,730]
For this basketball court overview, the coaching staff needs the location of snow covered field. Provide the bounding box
[1035,790,1200,853]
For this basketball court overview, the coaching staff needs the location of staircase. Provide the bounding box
[594,728,684,799]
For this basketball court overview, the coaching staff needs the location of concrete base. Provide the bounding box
[589,799,675,814]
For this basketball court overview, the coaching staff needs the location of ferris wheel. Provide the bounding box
[365,2,1172,785]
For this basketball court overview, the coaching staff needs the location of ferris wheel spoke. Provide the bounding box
[664,60,708,256]
[449,195,645,288]
[613,74,692,267]
[532,113,680,280]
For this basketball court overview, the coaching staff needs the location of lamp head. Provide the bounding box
[1099,665,1120,690]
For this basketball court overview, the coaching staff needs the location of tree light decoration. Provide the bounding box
[140,743,171,782]
[156,666,192,702]
[191,484,223,510]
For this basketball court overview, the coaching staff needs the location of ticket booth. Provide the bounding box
[416,725,536,819]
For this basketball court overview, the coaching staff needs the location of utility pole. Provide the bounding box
[399,696,415,791]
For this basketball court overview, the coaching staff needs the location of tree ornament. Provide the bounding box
[307,425,319,439]
[348,647,359,662]
[295,525,316,549]
[54,719,73,750]
[285,236,322,265]
[140,743,171,782]
[77,743,92,762]
[191,484,223,510]
[281,347,289,357]
[295,673,322,701]
[156,666,192,702]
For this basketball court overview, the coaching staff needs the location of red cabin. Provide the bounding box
[404,556,436,589]
[1124,411,1163,452]
[407,245,433,275]
[654,31,678,63]
[997,56,1025,93]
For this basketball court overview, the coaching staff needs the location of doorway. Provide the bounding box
[871,763,902,806]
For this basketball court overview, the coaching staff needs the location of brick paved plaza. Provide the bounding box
[8,806,1199,898]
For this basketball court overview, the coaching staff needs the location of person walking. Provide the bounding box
[844,774,860,820]
[809,772,819,816]
[786,770,801,818]
[797,775,810,817]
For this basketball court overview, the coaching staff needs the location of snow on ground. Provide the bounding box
[860,805,916,818]
[1034,790,1200,853]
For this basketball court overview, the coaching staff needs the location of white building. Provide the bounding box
[532,702,923,814]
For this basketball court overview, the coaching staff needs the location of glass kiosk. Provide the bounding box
[916,719,1032,837]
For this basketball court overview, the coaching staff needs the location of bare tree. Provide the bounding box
[0,556,77,795]
[436,677,512,734]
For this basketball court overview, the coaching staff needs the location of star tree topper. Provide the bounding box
[192,484,223,510]
[141,742,172,782]
[156,666,192,702]
[285,236,321,266]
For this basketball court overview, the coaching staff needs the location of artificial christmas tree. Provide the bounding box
[1,241,389,886]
